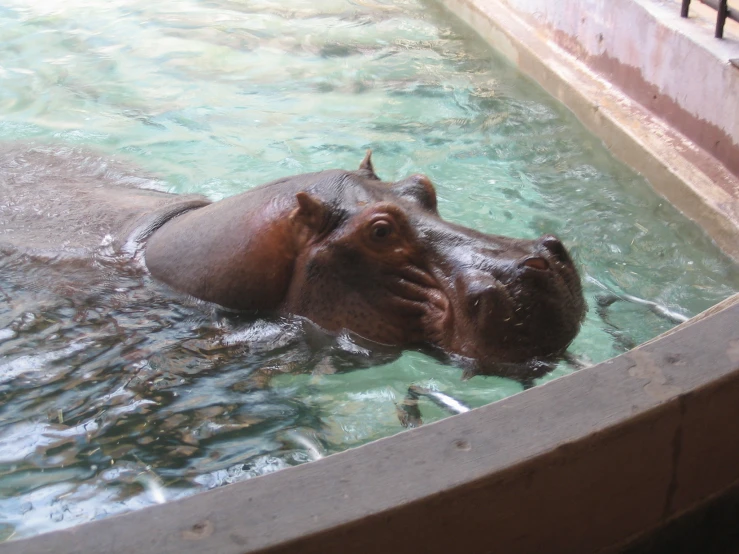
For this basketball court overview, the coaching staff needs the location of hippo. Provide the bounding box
[0,144,585,373]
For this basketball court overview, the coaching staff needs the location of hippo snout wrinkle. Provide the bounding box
[465,280,502,311]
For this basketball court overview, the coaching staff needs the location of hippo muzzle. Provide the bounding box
[436,230,585,365]
[144,151,586,369]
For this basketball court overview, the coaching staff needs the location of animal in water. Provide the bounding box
[0,144,586,376]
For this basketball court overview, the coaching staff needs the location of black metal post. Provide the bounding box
[715,0,728,38]
[681,0,691,17]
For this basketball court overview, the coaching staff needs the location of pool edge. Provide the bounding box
[438,0,739,262]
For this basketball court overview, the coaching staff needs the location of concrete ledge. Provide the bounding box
[2,293,738,554]
[440,0,739,261]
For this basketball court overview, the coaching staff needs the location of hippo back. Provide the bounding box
[0,144,208,259]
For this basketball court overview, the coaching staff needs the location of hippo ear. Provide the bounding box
[391,174,438,212]
[358,149,380,181]
[292,192,329,232]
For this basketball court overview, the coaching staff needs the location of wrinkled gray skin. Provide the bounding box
[1,144,585,373]
[0,145,208,259]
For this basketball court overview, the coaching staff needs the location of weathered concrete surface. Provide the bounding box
[440,0,739,261]
[479,0,739,175]
[1,294,738,554]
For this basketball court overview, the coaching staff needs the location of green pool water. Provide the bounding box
[0,0,738,540]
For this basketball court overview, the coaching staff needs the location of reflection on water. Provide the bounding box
[0,0,738,540]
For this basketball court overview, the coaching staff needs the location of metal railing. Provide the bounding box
[681,0,737,38]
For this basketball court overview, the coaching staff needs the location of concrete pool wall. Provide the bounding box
[2,0,739,553]
[444,0,739,261]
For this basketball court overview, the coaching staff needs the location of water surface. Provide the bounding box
[1,0,738,540]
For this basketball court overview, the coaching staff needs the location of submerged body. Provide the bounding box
[0,145,208,258]
[1,145,585,371]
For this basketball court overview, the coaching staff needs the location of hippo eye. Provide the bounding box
[371,220,393,240]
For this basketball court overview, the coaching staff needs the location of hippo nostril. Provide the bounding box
[539,235,570,264]
[521,257,550,271]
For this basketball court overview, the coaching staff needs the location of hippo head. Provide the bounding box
[283,153,586,368]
